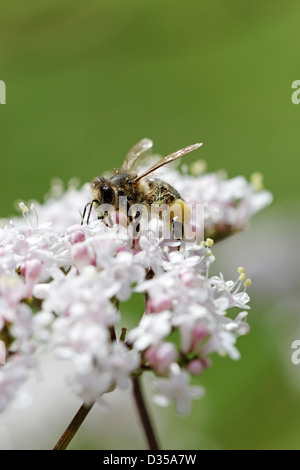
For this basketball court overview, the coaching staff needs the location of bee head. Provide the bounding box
[91,177,115,206]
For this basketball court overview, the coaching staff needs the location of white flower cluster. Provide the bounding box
[0,166,272,415]
[167,167,272,241]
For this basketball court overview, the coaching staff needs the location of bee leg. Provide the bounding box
[81,202,92,225]
[81,200,98,225]
[81,203,89,225]
[98,215,108,227]
[98,211,113,228]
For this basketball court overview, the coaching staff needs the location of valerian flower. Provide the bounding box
[153,363,205,415]
[0,164,272,415]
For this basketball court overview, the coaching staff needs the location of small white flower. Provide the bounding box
[153,363,205,415]
[105,342,140,389]
[201,331,241,360]
[128,312,172,351]
[0,361,28,412]
[75,370,112,405]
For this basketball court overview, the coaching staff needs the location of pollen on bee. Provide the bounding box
[171,199,192,224]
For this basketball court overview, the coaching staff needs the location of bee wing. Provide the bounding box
[134,142,203,182]
[121,138,153,171]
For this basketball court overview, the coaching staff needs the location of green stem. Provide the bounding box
[53,401,95,450]
[132,376,160,450]
[120,327,127,342]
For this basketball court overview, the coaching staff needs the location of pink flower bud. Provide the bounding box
[69,229,85,244]
[187,359,204,376]
[179,269,197,287]
[187,357,211,376]
[144,345,157,363]
[72,242,96,271]
[20,259,43,298]
[147,294,173,314]
[145,343,177,374]
[21,259,42,280]
[191,324,209,350]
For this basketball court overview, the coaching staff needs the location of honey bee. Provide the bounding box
[82,138,202,238]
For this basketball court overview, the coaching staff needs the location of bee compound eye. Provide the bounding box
[102,185,115,205]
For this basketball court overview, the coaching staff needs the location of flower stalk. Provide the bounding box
[132,376,160,450]
[53,401,95,450]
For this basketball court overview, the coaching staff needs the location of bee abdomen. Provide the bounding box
[145,179,182,205]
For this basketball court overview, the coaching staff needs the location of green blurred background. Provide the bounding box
[1,0,300,450]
